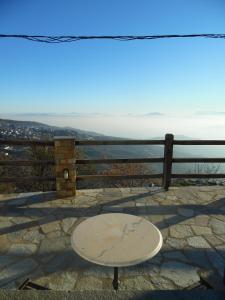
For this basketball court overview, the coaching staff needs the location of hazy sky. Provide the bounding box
[0,1,225,137]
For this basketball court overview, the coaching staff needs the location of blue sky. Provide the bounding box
[1,1,225,138]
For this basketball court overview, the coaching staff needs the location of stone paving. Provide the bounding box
[0,186,225,291]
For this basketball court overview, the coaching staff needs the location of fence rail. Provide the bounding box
[171,174,225,178]
[0,138,165,146]
[3,138,225,146]
[77,158,164,164]
[0,139,54,146]
[1,134,225,191]
[0,176,56,183]
[76,139,165,145]
[173,158,225,163]
[173,140,225,145]
[77,174,162,181]
[0,160,55,166]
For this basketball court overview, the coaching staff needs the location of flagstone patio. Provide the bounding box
[0,186,225,291]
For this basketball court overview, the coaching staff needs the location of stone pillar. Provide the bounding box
[54,136,76,197]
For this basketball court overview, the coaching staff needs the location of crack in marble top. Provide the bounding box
[94,218,144,260]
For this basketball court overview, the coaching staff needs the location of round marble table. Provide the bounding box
[71,213,163,291]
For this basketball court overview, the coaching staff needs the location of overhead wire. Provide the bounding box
[0,34,225,43]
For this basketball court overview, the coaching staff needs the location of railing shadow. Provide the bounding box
[132,290,225,300]
[0,247,224,291]
[0,189,224,290]
[0,189,224,235]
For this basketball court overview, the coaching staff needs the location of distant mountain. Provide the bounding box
[152,135,199,140]
[141,112,165,117]
[0,117,159,156]
[62,126,105,137]
[0,118,105,140]
[1,118,224,175]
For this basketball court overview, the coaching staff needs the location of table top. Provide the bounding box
[71,213,163,267]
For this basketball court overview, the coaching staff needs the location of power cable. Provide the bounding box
[0,34,225,43]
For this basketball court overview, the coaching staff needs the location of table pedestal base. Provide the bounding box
[112,267,119,291]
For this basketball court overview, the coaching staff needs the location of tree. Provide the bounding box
[0,152,15,193]
[174,162,222,186]
[102,160,156,188]
[29,145,55,191]
[192,163,221,174]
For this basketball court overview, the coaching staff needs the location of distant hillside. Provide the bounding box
[0,118,104,140]
[0,118,161,173]
[1,118,224,175]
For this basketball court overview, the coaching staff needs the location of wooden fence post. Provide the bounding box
[163,133,174,191]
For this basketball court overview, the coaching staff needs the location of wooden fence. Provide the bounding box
[1,133,225,191]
